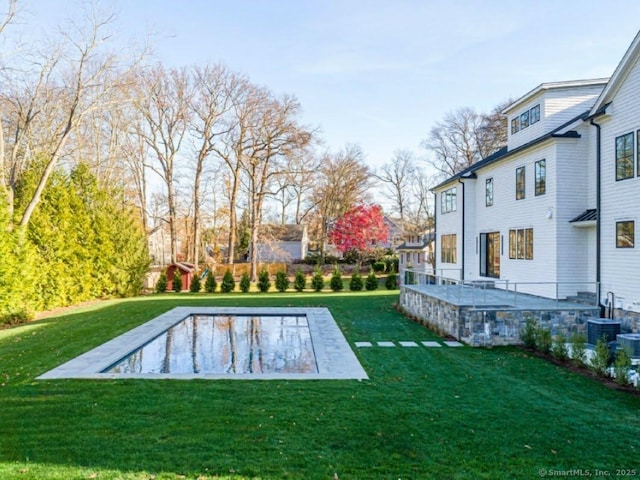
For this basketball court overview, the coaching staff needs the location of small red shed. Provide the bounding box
[166,262,195,291]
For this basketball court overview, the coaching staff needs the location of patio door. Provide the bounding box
[479,232,500,278]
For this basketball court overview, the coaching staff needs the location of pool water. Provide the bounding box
[106,314,318,375]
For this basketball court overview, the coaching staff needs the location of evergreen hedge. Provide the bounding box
[275,270,289,292]
[257,269,271,293]
[220,269,236,293]
[239,272,251,293]
[293,269,306,292]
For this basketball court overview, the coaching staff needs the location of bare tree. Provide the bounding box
[374,149,416,222]
[188,64,237,269]
[311,144,373,256]
[133,64,192,263]
[0,6,143,228]
[421,104,507,179]
[242,92,311,280]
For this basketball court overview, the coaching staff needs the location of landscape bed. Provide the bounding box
[1,291,639,480]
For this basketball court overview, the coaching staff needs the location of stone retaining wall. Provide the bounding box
[399,287,600,347]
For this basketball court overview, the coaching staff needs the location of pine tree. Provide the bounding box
[330,265,343,292]
[349,268,363,291]
[294,269,306,292]
[257,268,271,292]
[189,273,202,293]
[173,271,183,292]
[156,271,168,293]
[204,271,217,293]
[385,268,398,290]
[239,272,251,293]
[275,270,290,292]
[221,269,236,293]
[365,269,379,291]
[311,267,325,292]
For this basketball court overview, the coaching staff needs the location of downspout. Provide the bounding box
[457,179,465,282]
[589,118,602,304]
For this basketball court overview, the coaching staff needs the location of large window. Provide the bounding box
[520,110,530,129]
[616,132,634,180]
[485,178,493,206]
[440,187,457,214]
[441,234,457,263]
[516,166,525,200]
[616,221,635,248]
[509,228,533,260]
[535,159,546,196]
[479,232,500,278]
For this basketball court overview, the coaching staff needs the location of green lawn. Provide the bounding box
[1,292,638,479]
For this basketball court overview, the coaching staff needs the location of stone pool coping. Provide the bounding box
[37,307,368,381]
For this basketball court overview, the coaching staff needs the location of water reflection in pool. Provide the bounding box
[106,314,318,374]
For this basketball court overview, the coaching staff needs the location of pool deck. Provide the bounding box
[405,284,600,312]
[37,307,368,381]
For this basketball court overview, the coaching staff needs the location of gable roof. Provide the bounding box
[432,110,588,191]
[258,224,306,242]
[503,78,609,115]
[590,30,640,116]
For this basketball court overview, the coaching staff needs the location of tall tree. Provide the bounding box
[311,144,372,256]
[329,204,389,255]
[133,64,192,263]
[1,5,142,228]
[374,149,416,222]
[188,64,236,269]
[421,104,507,178]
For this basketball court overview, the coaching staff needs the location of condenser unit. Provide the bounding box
[587,318,621,345]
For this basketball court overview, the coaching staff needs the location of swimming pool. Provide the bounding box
[37,307,368,380]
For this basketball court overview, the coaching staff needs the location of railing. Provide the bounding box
[402,268,600,309]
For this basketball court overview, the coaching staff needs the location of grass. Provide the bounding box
[1,291,639,479]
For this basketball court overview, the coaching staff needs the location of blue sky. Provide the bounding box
[23,0,640,169]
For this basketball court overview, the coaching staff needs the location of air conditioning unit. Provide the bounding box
[616,333,640,358]
[587,318,621,345]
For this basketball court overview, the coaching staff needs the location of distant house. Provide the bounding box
[381,216,405,248]
[148,223,182,266]
[397,230,435,285]
[256,224,309,263]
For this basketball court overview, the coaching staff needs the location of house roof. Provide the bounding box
[432,110,589,191]
[396,232,435,251]
[259,224,306,242]
[503,78,609,115]
[590,30,640,116]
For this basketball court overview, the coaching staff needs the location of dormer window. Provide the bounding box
[511,104,540,134]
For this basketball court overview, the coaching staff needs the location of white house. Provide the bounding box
[255,224,309,263]
[432,30,640,327]
[397,230,434,285]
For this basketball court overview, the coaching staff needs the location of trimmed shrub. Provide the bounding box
[239,272,251,293]
[275,270,290,292]
[311,268,325,292]
[570,332,587,366]
[535,327,552,354]
[294,269,306,292]
[189,273,202,293]
[372,261,386,273]
[220,269,235,293]
[349,269,363,291]
[614,347,632,386]
[385,270,398,290]
[590,336,611,377]
[520,318,537,349]
[365,269,379,291]
[204,271,217,293]
[257,268,271,293]
[551,333,569,361]
[173,271,183,292]
[330,266,343,292]
[156,271,168,293]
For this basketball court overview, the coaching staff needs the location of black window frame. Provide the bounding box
[616,221,635,248]
[441,234,457,263]
[440,187,457,214]
[616,132,634,181]
[520,110,530,129]
[511,117,520,134]
[516,166,525,200]
[485,178,493,207]
[509,228,534,260]
[534,159,546,196]
[530,104,540,124]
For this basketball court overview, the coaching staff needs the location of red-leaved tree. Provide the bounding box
[329,204,389,254]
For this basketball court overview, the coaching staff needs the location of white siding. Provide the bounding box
[598,52,640,311]
[434,185,462,280]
